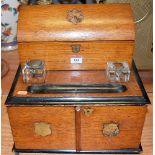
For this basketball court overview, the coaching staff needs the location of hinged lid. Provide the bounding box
[17,4,135,42]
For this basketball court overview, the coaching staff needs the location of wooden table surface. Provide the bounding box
[1,51,152,155]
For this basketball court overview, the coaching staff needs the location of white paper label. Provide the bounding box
[17,91,27,95]
[70,57,82,64]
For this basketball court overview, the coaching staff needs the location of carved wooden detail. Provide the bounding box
[66,9,84,25]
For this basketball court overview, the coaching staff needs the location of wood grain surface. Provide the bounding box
[2,94,152,155]
[75,106,81,151]
[7,106,76,149]
[17,4,135,42]
[18,41,134,70]
[80,106,147,150]
[2,51,152,155]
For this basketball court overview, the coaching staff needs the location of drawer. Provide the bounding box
[18,41,134,70]
[8,106,76,149]
[80,106,147,150]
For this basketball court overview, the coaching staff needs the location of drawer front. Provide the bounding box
[8,106,75,149]
[18,41,134,70]
[80,106,146,150]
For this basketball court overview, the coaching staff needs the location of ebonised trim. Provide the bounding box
[13,145,142,154]
[6,61,150,106]
[132,60,151,104]
[7,96,147,105]
[5,65,21,105]
[27,83,127,94]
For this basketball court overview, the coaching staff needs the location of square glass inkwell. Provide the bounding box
[22,59,46,84]
[106,61,130,82]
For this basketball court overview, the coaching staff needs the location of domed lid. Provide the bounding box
[17,4,135,42]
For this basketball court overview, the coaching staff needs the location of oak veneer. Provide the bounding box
[18,41,134,70]
[2,68,152,154]
[17,4,135,42]
[7,105,147,150]
[6,3,149,154]
[17,4,135,71]
[8,106,76,149]
[80,106,147,150]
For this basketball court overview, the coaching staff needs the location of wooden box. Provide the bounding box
[6,4,150,154]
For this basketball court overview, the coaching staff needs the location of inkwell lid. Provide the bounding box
[26,59,44,69]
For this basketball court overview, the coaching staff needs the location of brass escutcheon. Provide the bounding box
[71,44,81,53]
[34,122,52,137]
[103,122,119,137]
[83,108,94,117]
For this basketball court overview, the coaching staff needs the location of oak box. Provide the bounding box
[6,4,150,154]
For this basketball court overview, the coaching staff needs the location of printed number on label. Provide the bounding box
[70,58,82,64]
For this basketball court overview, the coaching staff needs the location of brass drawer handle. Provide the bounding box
[103,122,119,137]
[71,44,81,53]
[34,122,52,137]
[83,108,94,117]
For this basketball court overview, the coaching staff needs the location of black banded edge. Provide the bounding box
[13,144,142,154]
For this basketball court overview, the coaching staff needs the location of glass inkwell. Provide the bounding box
[106,61,130,82]
[22,59,46,84]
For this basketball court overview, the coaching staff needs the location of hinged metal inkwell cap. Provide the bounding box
[26,59,45,69]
